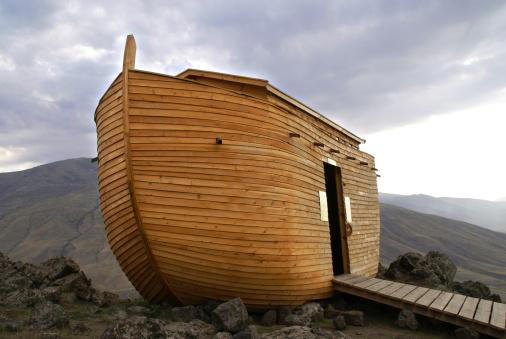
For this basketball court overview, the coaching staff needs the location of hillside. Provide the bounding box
[0,158,133,294]
[381,203,506,299]
[380,192,506,233]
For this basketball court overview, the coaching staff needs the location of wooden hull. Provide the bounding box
[95,40,379,308]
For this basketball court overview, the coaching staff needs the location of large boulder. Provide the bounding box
[29,301,69,330]
[385,251,456,289]
[36,257,80,283]
[452,280,502,302]
[396,310,418,330]
[212,298,248,333]
[164,320,217,338]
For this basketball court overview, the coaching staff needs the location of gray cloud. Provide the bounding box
[1,0,505,170]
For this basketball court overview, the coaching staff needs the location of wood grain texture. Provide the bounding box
[95,37,380,308]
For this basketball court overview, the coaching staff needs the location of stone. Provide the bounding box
[342,310,364,326]
[452,280,502,302]
[324,304,340,319]
[260,326,316,339]
[276,306,292,325]
[51,271,91,300]
[214,332,234,339]
[385,251,456,289]
[38,333,60,339]
[212,298,249,333]
[311,327,349,339]
[101,316,167,339]
[377,262,387,279]
[41,286,61,303]
[127,305,150,315]
[233,325,259,339]
[298,302,324,322]
[29,301,69,330]
[3,288,44,307]
[260,310,277,326]
[91,290,120,307]
[396,310,418,330]
[284,314,311,327]
[172,305,200,322]
[454,327,479,339]
[114,310,128,320]
[164,319,217,338]
[333,315,346,330]
[37,257,80,282]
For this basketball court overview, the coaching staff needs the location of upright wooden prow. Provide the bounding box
[123,34,136,71]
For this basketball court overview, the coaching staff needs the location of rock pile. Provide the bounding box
[383,251,501,302]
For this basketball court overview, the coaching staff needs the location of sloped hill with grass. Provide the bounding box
[380,203,506,299]
[380,193,506,233]
[0,158,133,295]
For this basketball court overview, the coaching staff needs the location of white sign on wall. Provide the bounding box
[319,191,328,221]
[344,196,352,224]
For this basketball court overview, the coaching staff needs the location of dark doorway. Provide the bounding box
[323,162,347,275]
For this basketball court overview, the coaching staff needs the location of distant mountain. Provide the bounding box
[380,193,506,233]
[1,159,504,299]
[381,203,506,299]
[0,158,133,295]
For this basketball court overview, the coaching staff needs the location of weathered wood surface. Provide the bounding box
[333,274,506,338]
[96,35,380,308]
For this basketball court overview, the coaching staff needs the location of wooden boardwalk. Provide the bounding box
[333,274,506,338]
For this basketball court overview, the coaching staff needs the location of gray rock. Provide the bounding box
[342,310,364,326]
[396,310,417,330]
[454,327,479,339]
[333,315,346,330]
[41,286,61,303]
[91,290,120,307]
[164,319,217,338]
[276,306,292,325]
[233,325,259,339]
[172,305,200,322]
[311,327,349,339]
[101,316,167,339]
[38,333,60,339]
[452,280,502,302]
[3,288,44,307]
[324,304,340,319]
[260,310,277,326]
[29,301,69,330]
[260,326,316,339]
[212,298,249,333]
[298,302,324,322]
[51,271,92,300]
[37,257,80,282]
[214,332,234,339]
[127,305,150,315]
[283,314,311,327]
[385,251,456,289]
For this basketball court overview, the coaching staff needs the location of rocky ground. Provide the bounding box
[0,251,497,338]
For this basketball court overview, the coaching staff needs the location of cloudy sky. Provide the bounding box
[1,1,505,200]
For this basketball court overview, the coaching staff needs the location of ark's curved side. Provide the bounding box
[95,35,380,308]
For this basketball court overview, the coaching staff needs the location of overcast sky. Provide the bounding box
[1,1,505,200]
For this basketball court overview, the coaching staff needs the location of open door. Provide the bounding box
[323,162,350,275]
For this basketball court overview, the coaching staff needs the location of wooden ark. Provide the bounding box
[94,35,380,309]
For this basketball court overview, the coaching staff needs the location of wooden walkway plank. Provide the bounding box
[365,279,394,293]
[389,284,417,300]
[341,275,369,286]
[333,274,356,283]
[490,302,506,330]
[403,286,429,304]
[429,291,453,311]
[377,281,404,296]
[416,289,441,308]
[474,299,493,325]
[459,297,479,320]
[444,294,467,315]
[355,278,381,289]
